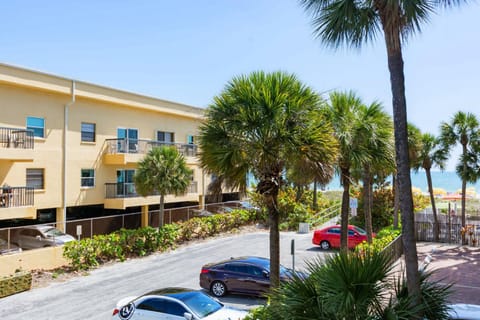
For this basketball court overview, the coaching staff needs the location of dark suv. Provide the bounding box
[199,256,303,297]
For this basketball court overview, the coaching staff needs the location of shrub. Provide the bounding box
[63,207,259,271]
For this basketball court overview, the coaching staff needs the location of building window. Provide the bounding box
[81,169,95,187]
[26,116,45,138]
[187,135,195,144]
[26,168,44,189]
[157,131,174,143]
[81,122,96,142]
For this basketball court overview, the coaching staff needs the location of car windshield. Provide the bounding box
[179,291,222,318]
[352,226,367,235]
[43,228,66,237]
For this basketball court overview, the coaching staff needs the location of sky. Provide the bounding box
[0,1,478,171]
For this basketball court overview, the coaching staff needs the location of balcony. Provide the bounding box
[104,182,199,209]
[0,186,36,219]
[0,127,34,161]
[103,138,197,165]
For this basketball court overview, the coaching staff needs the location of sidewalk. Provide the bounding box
[416,242,480,305]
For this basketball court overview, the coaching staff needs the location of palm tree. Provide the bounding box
[286,157,334,209]
[299,0,468,300]
[262,251,452,320]
[134,146,193,227]
[325,91,370,251]
[412,133,448,241]
[357,102,395,243]
[198,71,338,287]
[441,111,480,240]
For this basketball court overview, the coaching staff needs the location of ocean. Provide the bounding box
[325,171,480,195]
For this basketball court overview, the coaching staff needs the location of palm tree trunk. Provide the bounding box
[159,194,165,227]
[426,168,440,241]
[313,179,318,211]
[461,143,467,244]
[393,174,400,229]
[363,167,374,243]
[383,29,421,303]
[268,194,280,288]
[340,167,350,251]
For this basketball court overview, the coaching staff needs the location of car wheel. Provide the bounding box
[320,240,331,250]
[210,281,227,297]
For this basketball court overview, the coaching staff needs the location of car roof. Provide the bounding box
[206,256,270,268]
[323,225,358,229]
[141,287,196,297]
[18,225,53,231]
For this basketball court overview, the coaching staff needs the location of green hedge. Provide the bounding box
[63,208,258,271]
[355,226,402,254]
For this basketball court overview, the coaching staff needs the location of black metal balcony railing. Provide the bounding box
[0,186,34,208]
[0,127,34,149]
[105,182,198,199]
[105,139,197,157]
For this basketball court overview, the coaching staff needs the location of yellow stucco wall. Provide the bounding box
[0,247,69,276]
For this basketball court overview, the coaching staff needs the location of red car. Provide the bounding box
[312,225,373,250]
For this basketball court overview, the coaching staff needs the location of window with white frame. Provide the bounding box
[187,135,195,144]
[26,116,45,138]
[81,122,96,142]
[81,169,95,187]
[157,131,175,143]
[26,168,44,189]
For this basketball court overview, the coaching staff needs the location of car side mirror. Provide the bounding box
[36,235,42,241]
[263,270,269,279]
[184,312,193,320]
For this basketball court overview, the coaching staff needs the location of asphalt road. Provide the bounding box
[0,227,331,320]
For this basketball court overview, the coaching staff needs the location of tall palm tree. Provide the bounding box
[412,133,448,241]
[325,91,369,251]
[299,0,468,300]
[357,102,395,243]
[134,146,193,227]
[198,71,338,287]
[441,111,480,239]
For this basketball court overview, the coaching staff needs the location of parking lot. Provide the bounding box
[1,226,478,319]
[0,228,327,320]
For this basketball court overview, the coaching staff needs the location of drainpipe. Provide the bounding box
[62,80,75,231]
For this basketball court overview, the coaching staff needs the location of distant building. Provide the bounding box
[0,63,226,228]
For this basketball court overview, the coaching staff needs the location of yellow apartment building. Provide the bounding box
[0,63,220,230]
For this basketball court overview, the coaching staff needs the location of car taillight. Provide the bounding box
[112,308,119,316]
[200,268,210,274]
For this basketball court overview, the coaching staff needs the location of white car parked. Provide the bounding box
[112,287,247,320]
[12,225,75,249]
